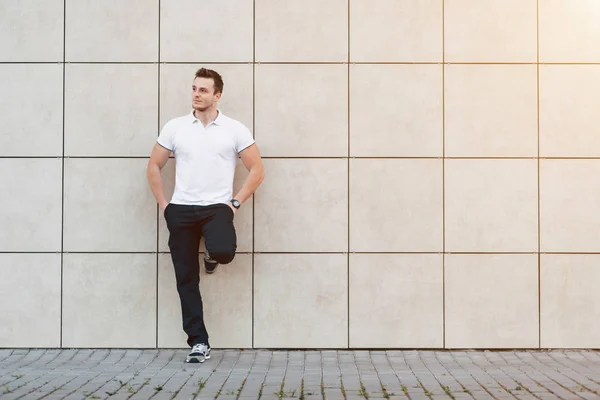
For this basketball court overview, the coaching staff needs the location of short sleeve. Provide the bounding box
[157,120,175,151]
[236,124,255,153]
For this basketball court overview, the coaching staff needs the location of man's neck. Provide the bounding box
[193,108,219,127]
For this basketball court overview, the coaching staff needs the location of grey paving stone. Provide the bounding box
[322,387,345,399]
[2,349,600,399]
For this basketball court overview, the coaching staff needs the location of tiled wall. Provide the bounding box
[1,0,600,349]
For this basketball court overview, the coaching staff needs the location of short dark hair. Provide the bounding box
[194,68,224,94]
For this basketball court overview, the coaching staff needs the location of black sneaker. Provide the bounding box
[186,343,211,363]
[204,251,219,274]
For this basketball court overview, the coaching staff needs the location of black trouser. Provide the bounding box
[164,203,237,347]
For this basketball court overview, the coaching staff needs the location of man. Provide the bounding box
[147,68,264,363]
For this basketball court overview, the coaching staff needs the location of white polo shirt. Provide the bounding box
[157,110,255,206]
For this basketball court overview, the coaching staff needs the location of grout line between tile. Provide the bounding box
[60,0,66,349]
[442,0,446,350]
[5,251,600,255]
[0,156,66,158]
[8,155,600,160]
[5,61,600,65]
[0,252,71,254]
[537,0,542,349]
[252,0,256,350]
[156,0,161,350]
[347,0,351,349]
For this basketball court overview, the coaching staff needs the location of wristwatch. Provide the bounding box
[230,199,241,209]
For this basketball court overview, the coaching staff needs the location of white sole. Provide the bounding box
[204,261,218,274]
[186,354,211,363]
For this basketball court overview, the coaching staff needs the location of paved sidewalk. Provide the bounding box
[1,350,599,400]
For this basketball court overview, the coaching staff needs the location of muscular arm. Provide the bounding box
[146,143,172,212]
[234,144,265,206]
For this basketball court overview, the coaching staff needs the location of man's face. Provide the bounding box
[191,77,221,111]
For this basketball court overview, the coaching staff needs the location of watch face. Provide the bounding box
[231,200,240,208]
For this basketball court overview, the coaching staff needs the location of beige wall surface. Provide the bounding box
[1,0,599,349]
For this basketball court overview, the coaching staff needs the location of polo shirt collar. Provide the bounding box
[189,109,223,126]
